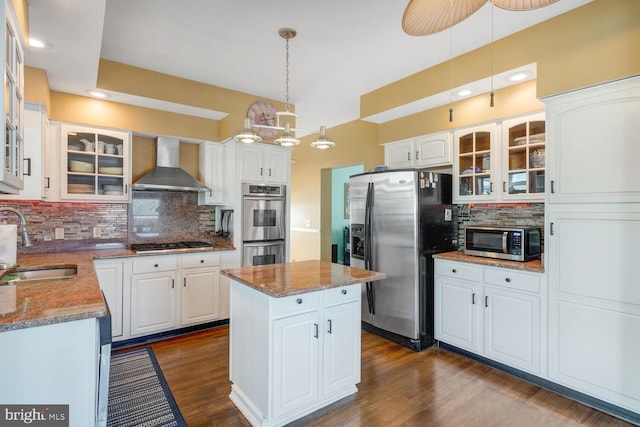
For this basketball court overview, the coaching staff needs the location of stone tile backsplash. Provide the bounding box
[455,203,545,249]
[1,193,218,250]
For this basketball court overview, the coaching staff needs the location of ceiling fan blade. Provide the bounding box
[402,0,488,36]
[491,0,560,10]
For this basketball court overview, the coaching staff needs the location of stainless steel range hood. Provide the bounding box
[132,136,210,192]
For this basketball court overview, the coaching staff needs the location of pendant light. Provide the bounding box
[234,27,336,149]
[234,118,262,143]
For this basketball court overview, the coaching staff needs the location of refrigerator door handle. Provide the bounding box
[370,282,376,315]
[364,182,373,271]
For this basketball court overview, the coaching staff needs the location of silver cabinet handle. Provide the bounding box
[183,278,187,287]
[503,181,506,192]
[172,279,175,289]
[260,167,263,176]
[415,151,419,161]
[23,158,32,176]
[485,296,489,308]
[505,277,511,283]
[550,222,555,236]
[407,152,411,161]
[296,298,303,304]
[269,168,272,176]
[472,293,476,304]
[452,269,457,273]
[328,319,332,334]
[551,180,555,194]
[342,289,347,295]
[314,323,319,338]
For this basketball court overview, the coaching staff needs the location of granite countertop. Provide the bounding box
[433,251,544,273]
[221,260,386,298]
[0,242,235,333]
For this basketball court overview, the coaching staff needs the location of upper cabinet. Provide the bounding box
[501,112,546,202]
[545,77,640,204]
[453,113,546,204]
[0,0,25,194]
[384,131,452,170]
[453,123,497,203]
[59,123,131,202]
[237,143,290,184]
[198,142,226,205]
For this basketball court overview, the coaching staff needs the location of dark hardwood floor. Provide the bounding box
[130,326,634,426]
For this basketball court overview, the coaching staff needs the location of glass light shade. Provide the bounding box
[310,126,335,149]
[234,118,262,143]
[274,123,300,147]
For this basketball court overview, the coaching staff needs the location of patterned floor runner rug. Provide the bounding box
[108,347,186,427]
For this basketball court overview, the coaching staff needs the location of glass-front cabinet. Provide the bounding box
[0,2,25,194]
[454,123,497,203]
[60,124,131,202]
[502,112,545,201]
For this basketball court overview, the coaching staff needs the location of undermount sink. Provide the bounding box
[0,265,77,285]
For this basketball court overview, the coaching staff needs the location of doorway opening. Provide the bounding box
[320,164,363,264]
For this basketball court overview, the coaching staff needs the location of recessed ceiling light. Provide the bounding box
[457,89,472,97]
[29,38,50,49]
[509,72,530,82]
[85,90,110,99]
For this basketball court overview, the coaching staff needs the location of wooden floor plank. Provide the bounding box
[133,326,634,427]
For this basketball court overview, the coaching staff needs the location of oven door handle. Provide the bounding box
[243,196,285,202]
[242,241,284,247]
[502,232,509,254]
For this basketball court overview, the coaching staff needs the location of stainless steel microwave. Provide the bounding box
[464,226,541,262]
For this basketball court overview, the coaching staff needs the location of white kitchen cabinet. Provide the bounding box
[94,259,124,338]
[545,76,640,204]
[500,112,546,201]
[384,132,452,170]
[545,209,640,413]
[180,252,221,326]
[1,104,48,200]
[238,143,290,184]
[453,123,498,203]
[0,318,101,427]
[59,123,131,202]
[198,141,226,205]
[229,281,360,426]
[0,0,25,194]
[435,259,542,375]
[130,255,178,336]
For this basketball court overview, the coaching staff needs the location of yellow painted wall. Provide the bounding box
[10,0,28,43]
[24,67,51,113]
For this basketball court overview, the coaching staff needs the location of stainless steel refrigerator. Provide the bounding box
[349,170,456,351]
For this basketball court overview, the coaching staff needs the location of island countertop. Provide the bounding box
[221,260,385,298]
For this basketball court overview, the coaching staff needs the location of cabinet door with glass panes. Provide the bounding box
[60,124,131,202]
[453,123,498,203]
[501,113,545,201]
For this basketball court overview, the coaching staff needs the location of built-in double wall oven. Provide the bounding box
[242,183,286,267]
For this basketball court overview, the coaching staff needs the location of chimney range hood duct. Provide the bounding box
[132,136,210,192]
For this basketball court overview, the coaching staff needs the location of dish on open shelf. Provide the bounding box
[69,160,94,173]
[98,166,123,175]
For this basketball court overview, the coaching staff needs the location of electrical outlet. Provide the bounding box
[54,227,64,240]
[444,208,452,221]
[93,226,101,238]
[305,219,311,228]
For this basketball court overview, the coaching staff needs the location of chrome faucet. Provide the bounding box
[0,207,33,247]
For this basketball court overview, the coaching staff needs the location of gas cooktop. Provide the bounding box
[130,241,212,254]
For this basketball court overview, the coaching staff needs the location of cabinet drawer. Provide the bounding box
[181,252,220,269]
[435,260,480,282]
[132,255,178,274]
[323,284,360,306]
[484,268,540,293]
[272,292,320,317]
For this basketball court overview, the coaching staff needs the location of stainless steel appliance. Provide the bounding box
[130,240,212,254]
[242,183,286,266]
[96,296,112,427]
[349,170,456,351]
[464,226,541,261]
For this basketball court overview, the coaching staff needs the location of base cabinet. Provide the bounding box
[94,260,124,338]
[229,281,360,427]
[94,252,224,341]
[435,259,542,375]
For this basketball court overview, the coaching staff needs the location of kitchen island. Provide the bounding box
[222,260,385,427]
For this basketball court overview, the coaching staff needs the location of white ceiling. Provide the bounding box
[25,0,592,133]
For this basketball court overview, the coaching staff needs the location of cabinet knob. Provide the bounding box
[200,259,205,263]
[505,277,511,283]
[296,298,303,304]
[452,269,457,273]
[342,289,347,295]
[154,264,159,268]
